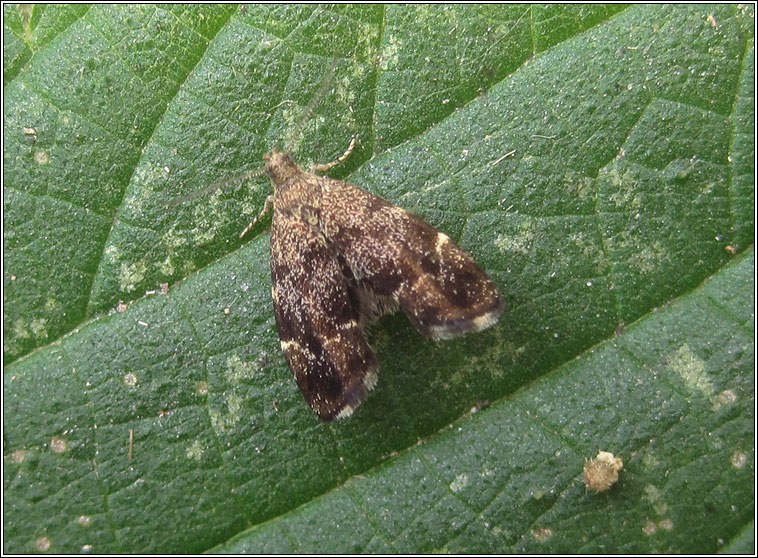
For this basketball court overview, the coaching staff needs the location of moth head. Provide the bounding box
[263,149,300,185]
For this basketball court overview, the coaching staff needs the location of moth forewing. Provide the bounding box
[318,174,503,339]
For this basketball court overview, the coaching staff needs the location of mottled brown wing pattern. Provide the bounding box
[263,150,502,421]
[319,177,504,340]
[270,205,378,421]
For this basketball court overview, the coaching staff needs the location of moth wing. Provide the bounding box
[270,212,377,421]
[321,179,503,339]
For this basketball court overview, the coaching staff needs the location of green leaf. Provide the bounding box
[216,248,754,554]
[3,4,753,554]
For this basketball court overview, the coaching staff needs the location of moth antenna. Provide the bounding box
[170,50,342,208]
[284,51,341,154]
[478,7,530,63]
[164,166,266,207]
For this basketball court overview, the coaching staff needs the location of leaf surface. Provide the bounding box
[3,4,753,554]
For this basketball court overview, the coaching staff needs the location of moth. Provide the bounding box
[243,139,503,421]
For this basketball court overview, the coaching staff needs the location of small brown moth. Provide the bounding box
[242,139,503,421]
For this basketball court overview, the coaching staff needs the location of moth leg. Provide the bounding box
[240,194,274,239]
[312,136,357,174]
